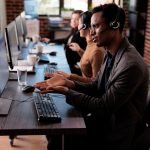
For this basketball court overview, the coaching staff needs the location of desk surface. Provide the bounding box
[0,43,86,136]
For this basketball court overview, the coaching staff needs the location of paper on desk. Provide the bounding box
[9,66,34,72]
[17,60,29,66]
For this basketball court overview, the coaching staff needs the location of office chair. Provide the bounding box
[131,92,150,150]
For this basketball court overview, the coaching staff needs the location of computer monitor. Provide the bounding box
[20,11,28,41]
[15,15,24,50]
[0,33,13,116]
[4,21,19,69]
[0,33,9,95]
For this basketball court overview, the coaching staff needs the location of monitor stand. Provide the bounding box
[9,72,18,81]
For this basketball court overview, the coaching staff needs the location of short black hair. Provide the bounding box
[92,3,125,32]
[80,11,92,29]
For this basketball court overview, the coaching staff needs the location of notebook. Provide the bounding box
[0,98,12,116]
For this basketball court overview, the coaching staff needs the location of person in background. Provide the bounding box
[45,11,104,83]
[42,10,87,75]
[35,3,149,150]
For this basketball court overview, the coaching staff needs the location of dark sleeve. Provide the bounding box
[73,80,98,96]
[73,71,100,95]
[66,64,148,117]
[71,32,87,50]
[50,28,75,45]
[50,34,70,44]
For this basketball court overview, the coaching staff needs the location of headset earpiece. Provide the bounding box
[109,7,120,29]
[109,21,120,29]
[78,24,87,32]
[82,24,86,30]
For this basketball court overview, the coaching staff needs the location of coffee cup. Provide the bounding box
[36,44,43,53]
[27,54,40,66]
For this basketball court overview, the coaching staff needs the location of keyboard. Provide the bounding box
[33,92,61,123]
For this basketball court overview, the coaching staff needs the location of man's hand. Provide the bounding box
[34,74,75,93]
[45,71,70,79]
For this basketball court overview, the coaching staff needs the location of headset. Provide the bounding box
[78,11,92,31]
[79,24,87,30]
[109,7,121,29]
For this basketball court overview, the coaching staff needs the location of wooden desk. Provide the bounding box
[0,44,86,138]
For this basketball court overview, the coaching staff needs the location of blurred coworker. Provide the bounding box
[45,11,104,83]
[42,10,87,75]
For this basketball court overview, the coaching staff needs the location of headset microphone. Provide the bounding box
[78,24,86,31]
[76,24,86,34]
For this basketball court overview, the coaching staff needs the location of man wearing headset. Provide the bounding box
[35,3,149,150]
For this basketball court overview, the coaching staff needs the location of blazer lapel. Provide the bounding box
[98,53,107,88]
[106,38,129,88]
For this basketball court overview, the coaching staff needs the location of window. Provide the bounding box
[64,0,88,11]
[24,0,60,17]
[24,0,39,17]
[24,0,123,17]
[92,0,123,8]
[37,0,60,15]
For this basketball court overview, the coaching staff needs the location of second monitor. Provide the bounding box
[15,15,24,51]
[4,21,19,69]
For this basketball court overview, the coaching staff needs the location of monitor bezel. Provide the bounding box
[20,11,28,39]
[15,15,24,51]
[4,21,19,69]
[0,33,9,96]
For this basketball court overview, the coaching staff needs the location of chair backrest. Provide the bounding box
[131,92,150,150]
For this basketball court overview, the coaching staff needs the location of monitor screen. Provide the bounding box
[4,21,19,69]
[0,33,9,96]
[20,11,28,39]
[15,15,24,50]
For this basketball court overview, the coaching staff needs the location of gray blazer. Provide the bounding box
[66,38,149,150]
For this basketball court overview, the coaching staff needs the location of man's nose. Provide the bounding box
[90,27,95,36]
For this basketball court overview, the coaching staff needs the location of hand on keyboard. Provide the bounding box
[35,74,66,90]
[53,71,70,79]
[45,71,70,80]
[35,76,73,95]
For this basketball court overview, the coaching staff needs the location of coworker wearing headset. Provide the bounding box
[35,3,149,150]
[45,11,104,83]
[42,10,87,75]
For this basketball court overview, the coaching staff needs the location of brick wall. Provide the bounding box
[39,16,49,38]
[144,0,150,65]
[123,0,129,36]
[5,0,49,37]
[6,0,24,24]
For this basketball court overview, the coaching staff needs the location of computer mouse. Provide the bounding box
[22,85,35,93]
[49,51,57,56]
[49,62,57,66]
